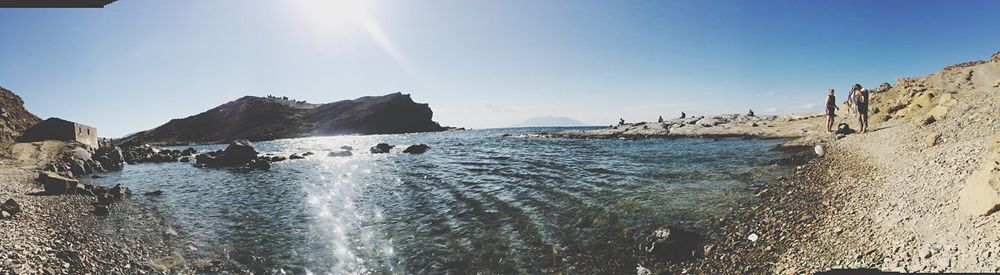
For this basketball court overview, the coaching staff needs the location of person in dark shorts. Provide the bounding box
[853,84,870,133]
[825,89,839,132]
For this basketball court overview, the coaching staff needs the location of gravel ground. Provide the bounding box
[0,148,187,274]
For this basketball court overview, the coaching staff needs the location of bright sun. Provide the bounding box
[295,0,371,34]
[292,0,412,72]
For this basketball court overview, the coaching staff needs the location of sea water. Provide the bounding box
[89,127,793,274]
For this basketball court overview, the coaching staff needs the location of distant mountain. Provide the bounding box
[120,93,446,145]
[0,85,41,151]
[511,116,590,127]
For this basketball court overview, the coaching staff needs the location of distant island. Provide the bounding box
[510,116,591,127]
[120,92,446,146]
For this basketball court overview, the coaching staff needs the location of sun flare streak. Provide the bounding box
[295,0,413,72]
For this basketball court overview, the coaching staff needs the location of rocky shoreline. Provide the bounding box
[639,51,1000,273]
[0,161,172,274]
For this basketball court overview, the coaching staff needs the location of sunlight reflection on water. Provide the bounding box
[90,127,792,274]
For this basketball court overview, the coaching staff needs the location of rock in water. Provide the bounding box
[370,143,394,154]
[223,139,259,166]
[109,184,130,199]
[814,145,825,157]
[958,136,1000,216]
[289,154,305,159]
[182,147,198,155]
[1,199,20,215]
[640,226,703,263]
[403,144,430,154]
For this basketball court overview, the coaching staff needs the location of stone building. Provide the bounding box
[17,117,98,148]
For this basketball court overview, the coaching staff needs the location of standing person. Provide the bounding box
[854,84,870,133]
[846,86,857,116]
[825,89,839,132]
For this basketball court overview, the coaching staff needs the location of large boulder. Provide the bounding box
[402,144,430,154]
[38,171,80,194]
[640,225,704,263]
[370,143,394,154]
[223,140,258,165]
[912,93,935,108]
[927,105,950,121]
[196,140,267,170]
[958,137,1000,216]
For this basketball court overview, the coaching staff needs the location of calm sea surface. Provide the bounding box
[89,127,793,274]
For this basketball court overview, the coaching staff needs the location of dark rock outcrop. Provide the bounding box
[0,85,41,153]
[370,143,393,154]
[222,140,257,165]
[119,93,446,146]
[402,144,430,154]
[38,171,80,194]
[93,147,125,170]
[194,140,270,171]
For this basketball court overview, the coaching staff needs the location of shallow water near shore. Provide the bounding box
[86,127,793,274]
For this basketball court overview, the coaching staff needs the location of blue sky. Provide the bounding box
[1,0,999,137]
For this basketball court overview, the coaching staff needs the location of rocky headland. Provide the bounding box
[0,86,41,155]
[0,86,446,273]
[119,92,447,146]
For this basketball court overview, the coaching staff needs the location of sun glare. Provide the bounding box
[295,0,371,34]
[293,0,414,73]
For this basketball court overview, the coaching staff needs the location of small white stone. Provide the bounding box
[748,233,759,242]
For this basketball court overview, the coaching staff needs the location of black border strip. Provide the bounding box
[0,0,118,8]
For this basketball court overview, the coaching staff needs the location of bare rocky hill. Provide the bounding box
[121,92,446,145]
[0,85,41,154]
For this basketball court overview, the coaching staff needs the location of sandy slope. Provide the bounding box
[773,52,1000,273]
